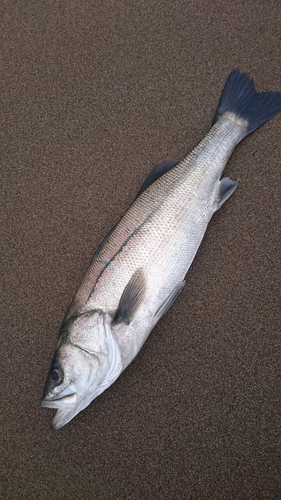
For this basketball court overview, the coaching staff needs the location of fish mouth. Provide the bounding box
[41,385,79,430]
[41,385,77,410]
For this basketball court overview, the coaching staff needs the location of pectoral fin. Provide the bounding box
[153,281,185,325]
[217,177,239,209]
[112,269,146,326]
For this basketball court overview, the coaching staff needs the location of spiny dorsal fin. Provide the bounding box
[112,268,146,326]
[91,161,180,265]
[136,160,180,198]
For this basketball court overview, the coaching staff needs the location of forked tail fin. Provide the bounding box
[213,69,281,140]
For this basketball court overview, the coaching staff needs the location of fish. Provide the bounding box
[41,69,281,429]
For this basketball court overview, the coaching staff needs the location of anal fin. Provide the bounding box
[217,177,239,209]
[112,268,146,326]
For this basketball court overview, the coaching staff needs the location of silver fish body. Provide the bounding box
[42,70,281,429]
[65,114,244,367]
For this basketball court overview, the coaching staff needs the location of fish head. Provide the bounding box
[41,310,122,430]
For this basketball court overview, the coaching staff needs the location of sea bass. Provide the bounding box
[41,70,281,429]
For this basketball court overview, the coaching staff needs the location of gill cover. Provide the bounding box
[41,311,122,429]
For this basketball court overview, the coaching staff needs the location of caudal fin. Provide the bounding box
[213,69,281,140]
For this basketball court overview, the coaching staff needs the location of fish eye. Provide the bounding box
[50,368,63,384]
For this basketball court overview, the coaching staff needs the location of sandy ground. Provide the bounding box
[1,1,281,498]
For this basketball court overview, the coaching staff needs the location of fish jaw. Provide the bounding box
[41,394,88,430]
[41,312,123,429]
[41,385,79,430]
[52,409,79,430]
[41,384,78,409]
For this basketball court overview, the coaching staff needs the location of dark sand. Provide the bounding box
[1,1,281,499]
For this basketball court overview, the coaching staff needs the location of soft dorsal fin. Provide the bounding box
[136,160,180,198]
[112,268,146,325]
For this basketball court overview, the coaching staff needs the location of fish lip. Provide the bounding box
[41,385,77,409]
[41,395,77,409]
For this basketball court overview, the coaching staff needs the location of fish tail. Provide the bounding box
[213,69,281,140]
